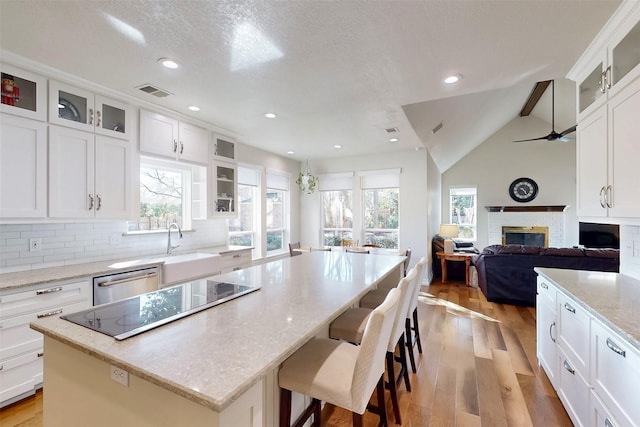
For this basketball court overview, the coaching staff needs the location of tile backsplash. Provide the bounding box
[0,220,227,274]
[620,225,640,280]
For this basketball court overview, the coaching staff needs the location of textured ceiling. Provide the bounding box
[0,1,621,172]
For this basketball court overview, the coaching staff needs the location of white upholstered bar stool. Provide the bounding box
[360,257,426,373]
[278,288,401,427]
[329,267,418,424]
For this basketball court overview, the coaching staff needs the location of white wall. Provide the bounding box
[425,149,442,283]
[300,149,430,275]
[442,115,578,250]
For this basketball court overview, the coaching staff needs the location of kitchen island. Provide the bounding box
[30,251,405,427]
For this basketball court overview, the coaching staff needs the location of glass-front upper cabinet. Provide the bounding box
[0,63,47,121]
[49,80,130,139]
[578,61,606,114]
[609,18,640,91]
[212,136,235,160]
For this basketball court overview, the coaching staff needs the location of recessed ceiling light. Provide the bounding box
[188,106,200,111]
[334,144,342,149]
[444,74,462,84]
[265,112,277,119]
[389,138,399,143]
[158,57,181,69]
[287,150,294,155]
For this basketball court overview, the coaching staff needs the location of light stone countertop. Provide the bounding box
[0,245,251,292]
[30,251,405,413]
[535,267,640,352]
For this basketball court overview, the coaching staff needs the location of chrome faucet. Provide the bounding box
[167,223,183,255]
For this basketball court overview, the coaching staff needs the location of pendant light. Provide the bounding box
[296,160,318,194]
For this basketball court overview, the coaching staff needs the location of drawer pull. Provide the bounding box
[37,352,44,358]
[563,360,575,375]
[564,303,576,314]
[605,418,615,427]
[0,365,3,371]
[549,321,556,343]
[606,338,626,358]
[36,286,63,295]
[233,254,241,258]
[540,282,548,290]
[37,309,63,319]
[232,267,241,271]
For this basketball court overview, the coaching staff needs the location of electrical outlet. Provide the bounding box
[29,238,42,252]
[110,365,129,387]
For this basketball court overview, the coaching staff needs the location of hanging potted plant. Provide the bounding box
[296,160,318,194]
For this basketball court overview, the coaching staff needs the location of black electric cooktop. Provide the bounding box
[61,280,259,341]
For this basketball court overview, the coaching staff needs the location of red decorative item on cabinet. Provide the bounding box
[1,74,20,106]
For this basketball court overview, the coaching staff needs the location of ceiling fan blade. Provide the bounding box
[560,124,577,136]
[513,136,551,142]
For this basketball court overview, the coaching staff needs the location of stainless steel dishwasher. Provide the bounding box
[93,266,159,305]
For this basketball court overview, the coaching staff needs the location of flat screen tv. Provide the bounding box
[579,222,620,249]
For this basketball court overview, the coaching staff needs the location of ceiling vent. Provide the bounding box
[136,84,172,98]
[432,122,443,134]
[385,127,399,134]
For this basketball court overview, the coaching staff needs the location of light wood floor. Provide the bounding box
[0,279,572,427]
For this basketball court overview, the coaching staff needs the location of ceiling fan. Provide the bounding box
[513,80,577,142]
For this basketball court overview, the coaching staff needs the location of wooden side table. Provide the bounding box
[436,251,476,286]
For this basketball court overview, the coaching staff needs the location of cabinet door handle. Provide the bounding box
[606,185,612,208]
[599,70,607,94]
[173,139,178,153]
[233,253,241,258]
[605,417,615,427]
[96,109,101,127]
[606,338,626,358]
[549,321,556,343]
[88,108,94,125]
[599,186,606,208]
[541,282,548,290]
[96,194,102,211]
[37,309,63,319]
[564,302,576,314]
[180,141,184,154]
[232,267,241,271]
[37,352,44,358]
[88,194,94,210]
[563,360,575,375]
[605,65,612,90]
[36,286,63,295]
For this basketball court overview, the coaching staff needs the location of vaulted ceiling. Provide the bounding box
[0,1,621,172]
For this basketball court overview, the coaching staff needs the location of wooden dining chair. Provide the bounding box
[341,238,358,247]
[288,242,301,257]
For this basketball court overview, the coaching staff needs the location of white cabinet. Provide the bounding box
[570,2,640,219]
[536,277,558,387]
[210,160,237,217]
[0,62,47,121]
[139,109,209,164]
[0,279,92,407]
[576,76,640,218]
[49,81,130,139]
[557,347,591,427]
[213,136,235,161]
[572,3,640,120]
[0,114,47,218]
[49,125,133,219]
[219,249,252,274]
[557,291,591,379]
[591,320,640,427]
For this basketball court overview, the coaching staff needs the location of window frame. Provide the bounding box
[449,186,477,241]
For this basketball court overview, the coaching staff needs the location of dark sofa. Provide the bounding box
[474,245,619,306]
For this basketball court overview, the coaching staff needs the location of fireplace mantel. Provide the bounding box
[485,205,568,213]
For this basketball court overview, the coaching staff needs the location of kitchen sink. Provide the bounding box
[109,252,221,285]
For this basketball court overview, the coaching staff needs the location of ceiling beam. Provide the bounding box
[519,80,551,117]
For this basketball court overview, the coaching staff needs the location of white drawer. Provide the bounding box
[591,319,640,427]
[219,250,251,272]
[0,299,91,361]
[537,277,557,305]
[557,291,590,379]
[0,349,43,405]
[0,279,91,319]
[590,390,632,427]
[557,348,591,427]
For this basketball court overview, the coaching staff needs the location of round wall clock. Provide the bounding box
[509,177,538,203]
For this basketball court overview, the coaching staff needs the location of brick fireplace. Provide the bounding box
[486,205,567,248]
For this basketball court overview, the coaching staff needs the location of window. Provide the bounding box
[266,171,289,254]
[361,169,400,249]
[449,187,477,240]
[129,157,203,232]
[363,188,399,248]
[321,190,353,246]
[229,166,260,247]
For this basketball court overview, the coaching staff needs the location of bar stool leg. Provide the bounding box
[396,334,411,392]
[279,388,292,427]
[405,318,417,373]
[413,308,423,354]
[385,352,402,425]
